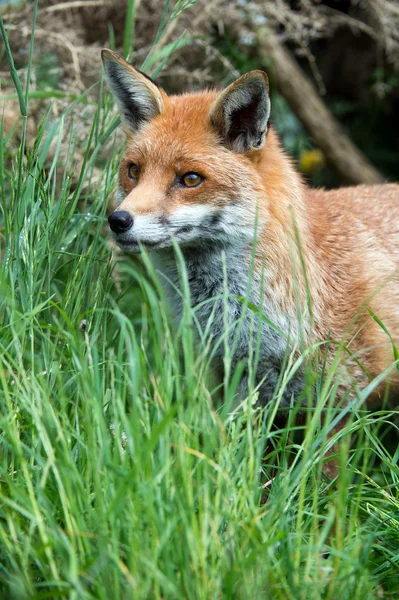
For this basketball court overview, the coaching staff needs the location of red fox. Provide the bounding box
[102,49,399,413]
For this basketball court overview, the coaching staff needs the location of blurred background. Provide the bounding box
[1,0,399,189]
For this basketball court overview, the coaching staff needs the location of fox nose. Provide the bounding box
[108,210,134,234]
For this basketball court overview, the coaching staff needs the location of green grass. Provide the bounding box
[1,3,399,598]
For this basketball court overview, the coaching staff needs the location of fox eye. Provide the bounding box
[128,163,140,180]
[182,172,203,188]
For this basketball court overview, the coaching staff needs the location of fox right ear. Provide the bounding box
[210,70,271,153]
[102,49,164,131]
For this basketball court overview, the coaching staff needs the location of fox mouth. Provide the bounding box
[112,225,202,251]
[115,236,170,251]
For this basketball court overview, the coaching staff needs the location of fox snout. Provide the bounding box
[108,211,134,234]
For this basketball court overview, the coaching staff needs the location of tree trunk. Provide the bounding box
[256,27,384,186]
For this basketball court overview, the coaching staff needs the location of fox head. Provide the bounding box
[102,49,271,253]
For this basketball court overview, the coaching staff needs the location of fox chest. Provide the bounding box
[153,251,292,379]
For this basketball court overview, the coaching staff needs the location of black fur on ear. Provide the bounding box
[102,49,164,131]
[210,71,271,153]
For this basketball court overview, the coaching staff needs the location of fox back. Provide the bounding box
[102,49,399,407]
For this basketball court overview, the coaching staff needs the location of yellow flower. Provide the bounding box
[299,149,325,175]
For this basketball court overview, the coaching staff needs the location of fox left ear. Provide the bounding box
[210,71,271,153]
[102,49,164,131]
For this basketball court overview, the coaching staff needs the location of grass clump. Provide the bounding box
[1,3,399,598]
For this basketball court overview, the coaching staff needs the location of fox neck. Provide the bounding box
[254,128,315,321]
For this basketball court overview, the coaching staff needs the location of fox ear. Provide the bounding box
[210,71,271,153]
[102,49,164,130]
